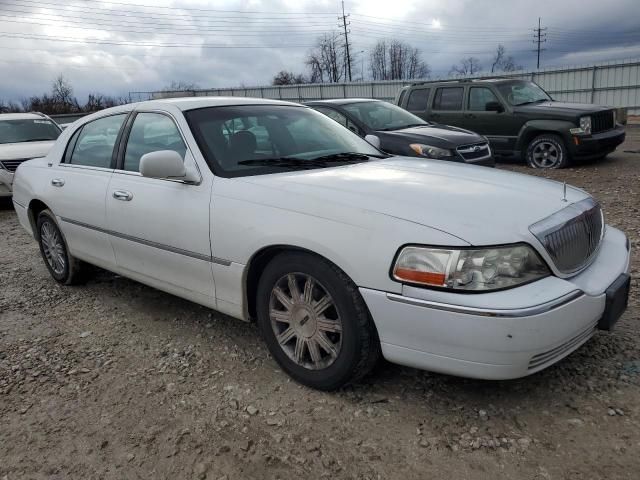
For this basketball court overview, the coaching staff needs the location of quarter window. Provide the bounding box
[432,87,464,111]
[123,113,187,172]
[468,87,500,111]
[406,88,430,111]
[68,114,127,168]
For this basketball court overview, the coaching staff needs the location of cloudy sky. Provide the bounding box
[1,0,639,102]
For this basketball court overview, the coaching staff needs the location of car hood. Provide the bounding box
[377,124,484,147]
[0,141,56,161]
[514,101,612,119]
[237,157,590,245]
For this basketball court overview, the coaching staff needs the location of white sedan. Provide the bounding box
[11,97,631,390]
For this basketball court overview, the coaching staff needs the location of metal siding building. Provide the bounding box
[141,59,640,114]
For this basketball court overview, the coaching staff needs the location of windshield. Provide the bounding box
[185,105,383,177]
[342,101,427,130]
[497,81,552,106]
[0,118,61,144]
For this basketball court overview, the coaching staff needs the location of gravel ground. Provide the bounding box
[1,128,639,480]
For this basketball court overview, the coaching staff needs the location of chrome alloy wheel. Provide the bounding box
[40,220,66,275]
[269,273,343,370]
[531,141,561,168]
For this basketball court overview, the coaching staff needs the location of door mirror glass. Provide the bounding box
[364,134,381,149]
[140,150,188,179]
[485,101,504,113]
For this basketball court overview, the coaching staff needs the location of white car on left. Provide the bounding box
[0,113,62,197]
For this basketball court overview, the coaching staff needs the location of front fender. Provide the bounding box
[515,119,576,151]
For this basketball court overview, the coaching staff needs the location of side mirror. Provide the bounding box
[485,101,504,113]
[364,134,381,149]
[139,150,199,183]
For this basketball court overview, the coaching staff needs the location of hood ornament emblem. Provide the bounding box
[561,181,568,202]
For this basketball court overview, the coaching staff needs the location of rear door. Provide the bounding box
[105,110,216,306]
[404,87,431,120]
[430,86,465,127]
[52,113,128,268]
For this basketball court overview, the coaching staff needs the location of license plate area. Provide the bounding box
[598,273,631,331]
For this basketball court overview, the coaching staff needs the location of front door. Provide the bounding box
[461,86,516,153]
[105,111,215,307]
[51,113,128,268]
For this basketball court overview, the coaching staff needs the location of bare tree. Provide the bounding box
[370,39,430,80]
[272,71,306,85]
[449,57,482,77]
[0,100,22,113]
[163,80,200,92]
[491,45,522,73]
[305,34,344,83]
[52,75,74,105]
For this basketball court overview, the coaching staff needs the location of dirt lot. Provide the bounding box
[1,129,639,480]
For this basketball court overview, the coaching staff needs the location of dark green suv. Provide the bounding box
[394,78,626,168]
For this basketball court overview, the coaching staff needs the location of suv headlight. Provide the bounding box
[580,115,592,134]
[391,244,550,291]
[409,144,454,159]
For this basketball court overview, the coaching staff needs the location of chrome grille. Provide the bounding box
[0,158,29,172]
[529,197,604,275]
[456,142,491,161]
[591,110,615,134]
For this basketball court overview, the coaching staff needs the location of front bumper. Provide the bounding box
[570,126,626,159]
[361,226,631,380]
[0,168,13,197]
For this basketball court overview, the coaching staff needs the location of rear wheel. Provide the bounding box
[256,252,380,390]
[36,209,86,285]
[526,134,569,169]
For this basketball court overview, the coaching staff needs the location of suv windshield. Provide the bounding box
[0,118,61,144]
[342,101,427,131]
[185,105,383,177]
[497,81,552,106]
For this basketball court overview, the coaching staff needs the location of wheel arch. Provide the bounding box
[242,244,356,322]
[27,198,51,239]
[515,120,574,155]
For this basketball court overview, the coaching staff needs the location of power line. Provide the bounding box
[533,17,547,69]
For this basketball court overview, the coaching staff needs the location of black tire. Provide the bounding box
[525,134,570,169]
[36,209,86,285]
[256,252,380,390]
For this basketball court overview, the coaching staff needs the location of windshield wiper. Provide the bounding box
[238,153,384,169]
[378,123,427,131]
[515,99,549,106]
[22,138,55,142]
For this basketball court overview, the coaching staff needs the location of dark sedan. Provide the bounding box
[306,99,494,166]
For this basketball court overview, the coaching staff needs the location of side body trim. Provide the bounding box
[59,216,231,265]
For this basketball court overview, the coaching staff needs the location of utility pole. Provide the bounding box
[339,1,352,82]
[533,17,547,69]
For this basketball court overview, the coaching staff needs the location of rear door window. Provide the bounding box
[406,88,430,111]
[68,114,127,168]
[432,87,464,111]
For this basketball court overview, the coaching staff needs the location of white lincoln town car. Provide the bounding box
[11,98,631,390]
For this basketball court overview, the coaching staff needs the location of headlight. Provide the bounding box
[409,144,454,159]
[579,115,592,134]
[391,244,550,291]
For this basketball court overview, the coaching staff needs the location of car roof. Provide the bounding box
[0,112,49,120]
[134,96,301,112]
[306,98,380,106]
[407,78,521,88]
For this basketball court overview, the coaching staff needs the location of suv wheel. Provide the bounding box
[526,134,569,169]
[36,209,86,285]
[256,252,380,390]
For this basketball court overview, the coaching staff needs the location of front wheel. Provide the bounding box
[525,134,570,169]
[256,252,380,390]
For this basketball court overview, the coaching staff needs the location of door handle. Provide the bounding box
[464,113,476,119]
[112,190,133,201]
[51,178,65,187]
